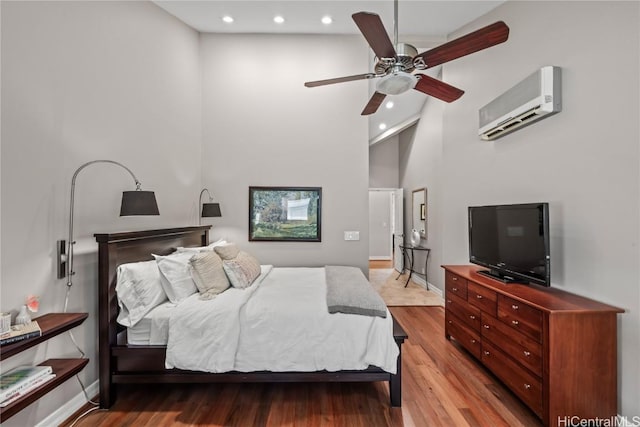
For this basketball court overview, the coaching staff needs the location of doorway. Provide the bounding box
[368,188,403,271]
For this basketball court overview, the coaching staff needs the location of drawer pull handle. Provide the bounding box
[483,324,490,329]
[448,320,452,324]
[484,351,490,356]
[470,315,476,320]
[524,384,531,390]
[511,304,519,310]
[452,287,458,291]
[447,300,452,304]
[471,339,476,344]
[512,320,519,325]
[523,350,531,357]
[476,295,483,299]
[452,277,458,281]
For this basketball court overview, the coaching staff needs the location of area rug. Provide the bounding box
[370,269,444,307]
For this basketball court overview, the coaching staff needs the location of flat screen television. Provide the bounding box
[468,202,550,286]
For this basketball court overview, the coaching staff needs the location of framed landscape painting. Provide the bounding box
[249,186,322,242]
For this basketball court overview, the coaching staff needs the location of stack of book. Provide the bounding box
[0,365,56,407]
[0,321,41,346]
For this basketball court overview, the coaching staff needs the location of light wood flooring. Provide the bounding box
[63,307,541,427]
[369,260,393,269]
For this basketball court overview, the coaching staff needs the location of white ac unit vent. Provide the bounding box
[479,66,562,141]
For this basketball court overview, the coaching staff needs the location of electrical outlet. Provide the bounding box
[344,231,360,241]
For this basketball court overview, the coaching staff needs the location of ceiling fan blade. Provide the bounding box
[416,21,509,68]
[304,73,377,88]
[361,91,387,116]
[352,12,396,59]
[414,74,464,102]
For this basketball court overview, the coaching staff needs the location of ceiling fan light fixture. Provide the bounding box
[376,72,418,95]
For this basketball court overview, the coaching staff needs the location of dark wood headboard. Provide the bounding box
[94,226,210,403]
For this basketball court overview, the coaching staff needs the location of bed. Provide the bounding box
[95,226,407,409]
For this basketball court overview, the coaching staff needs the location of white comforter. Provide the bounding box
[165,267,399,374]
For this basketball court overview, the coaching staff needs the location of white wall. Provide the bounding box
[399,98,445,288]
[200,33,370,272]
[428,0,638,417]
[369,136,399,188]
[1,2,201,425]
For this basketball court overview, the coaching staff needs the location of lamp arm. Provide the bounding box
[66,160,141,287]
[198,188,213,225]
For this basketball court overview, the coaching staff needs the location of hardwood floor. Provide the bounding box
[63,307,541,427]
[369,260,393,269]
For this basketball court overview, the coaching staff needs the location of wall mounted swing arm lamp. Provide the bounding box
[199,188,222,225]
[56,160,160,283]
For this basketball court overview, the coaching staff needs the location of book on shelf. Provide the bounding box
[0,321,41,346]
[0,373,56,407]
[0,365,53,402]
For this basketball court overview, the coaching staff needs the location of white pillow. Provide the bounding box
[153,252,198,303]
[115,260,168,327]
[214,243,241,260]
[222,251,262,289]
[189,251,230,300]
[176,238,227,253]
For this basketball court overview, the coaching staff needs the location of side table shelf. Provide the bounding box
[0,312,88,422]
[0,358,89,421]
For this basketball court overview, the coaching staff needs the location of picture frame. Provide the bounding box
[249,186,322,242]
[420,203,426,220]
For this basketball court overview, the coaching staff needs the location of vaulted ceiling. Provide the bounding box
[154,1,505,143]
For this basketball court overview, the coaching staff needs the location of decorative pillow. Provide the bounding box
[115,260,167,327]
[214,243,240,260]
[176,238,227,253]
[153,252,198,303]
[189,251,230,300]
[222,251,262,289]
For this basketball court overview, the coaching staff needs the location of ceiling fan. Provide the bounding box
[304,1,509,115]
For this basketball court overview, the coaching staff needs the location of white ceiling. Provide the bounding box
[153,1,505,143]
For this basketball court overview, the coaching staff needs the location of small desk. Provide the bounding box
[396,244,431,287]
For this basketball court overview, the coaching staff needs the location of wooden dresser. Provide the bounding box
[442,265,623,427]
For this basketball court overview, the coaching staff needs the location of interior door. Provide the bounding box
[368,190,392,260]
[392,188,404,272]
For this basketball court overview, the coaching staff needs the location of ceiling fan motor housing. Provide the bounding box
[374,42,418,74]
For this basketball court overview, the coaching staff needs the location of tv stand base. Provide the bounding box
[477,269,523,284]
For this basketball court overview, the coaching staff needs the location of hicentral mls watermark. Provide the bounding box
[557,415,640,427]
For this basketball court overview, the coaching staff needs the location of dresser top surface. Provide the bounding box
[442,265,624,314]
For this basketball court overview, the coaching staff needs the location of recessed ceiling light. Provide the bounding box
[222,16,234,24]
[379,123,387,130]
[274,16,285,24]
[321,16,333,25]
[385,101,394,109]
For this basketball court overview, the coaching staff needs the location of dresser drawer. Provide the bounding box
[481,341,543,417]
[497,295,543,342]
[445,272,468,300]
[446,292,481,332]
[468,282,497,316]
[481,313,542,377]
[445,311,481,359]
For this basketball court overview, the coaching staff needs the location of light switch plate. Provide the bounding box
[344,231,360,241]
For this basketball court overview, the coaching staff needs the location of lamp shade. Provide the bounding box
[120,191,160,216]
[201,202,222,218]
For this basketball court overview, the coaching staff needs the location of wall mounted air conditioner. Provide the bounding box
[479,66,562,141]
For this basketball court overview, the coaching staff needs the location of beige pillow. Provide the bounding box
[214,243,240,260]
[222,251,261,289]
[189,252,230,300]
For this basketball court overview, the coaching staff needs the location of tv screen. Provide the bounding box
[468,203,550,286]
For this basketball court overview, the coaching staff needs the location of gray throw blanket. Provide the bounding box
[325,266,387,318]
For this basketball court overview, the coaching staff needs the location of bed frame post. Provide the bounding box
[391,317,407,407]
[96,236,116,409]
[390,345,402,407]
